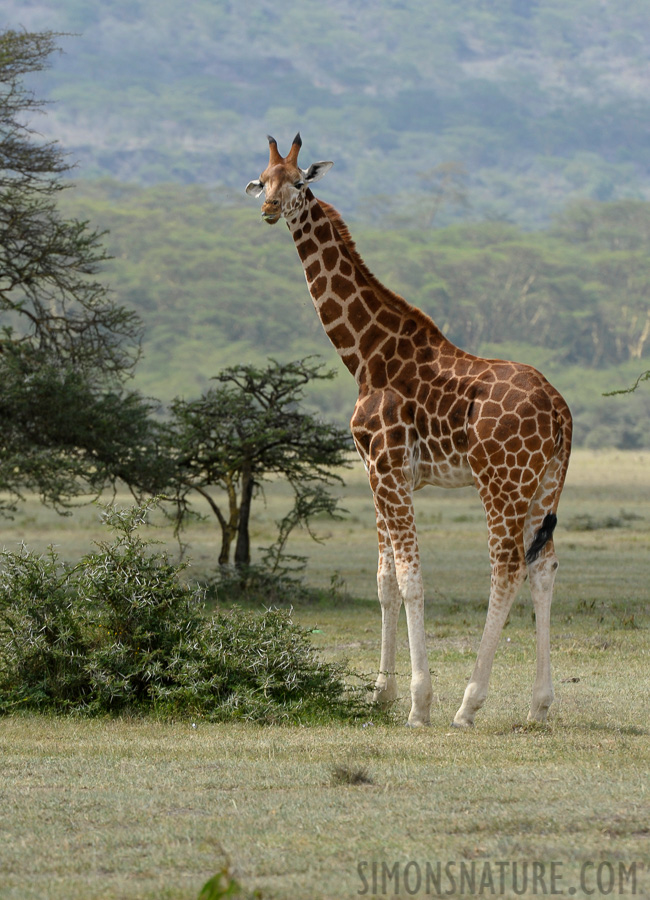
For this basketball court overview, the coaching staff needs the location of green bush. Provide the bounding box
[0,501,373,723]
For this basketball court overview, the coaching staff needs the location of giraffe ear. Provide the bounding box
[245,179,265,198]
[301,161,333,184]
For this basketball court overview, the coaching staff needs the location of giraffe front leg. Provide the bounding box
[373,481,432,726]
[373,513,400,708]
[396,558,433,727]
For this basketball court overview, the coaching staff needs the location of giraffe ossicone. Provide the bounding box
[246,135,572,728]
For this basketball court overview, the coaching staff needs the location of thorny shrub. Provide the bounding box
[0,501,373,723]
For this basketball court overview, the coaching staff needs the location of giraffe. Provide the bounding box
[246,134,572,728]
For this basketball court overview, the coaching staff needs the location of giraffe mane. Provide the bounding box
[316,198,423,319]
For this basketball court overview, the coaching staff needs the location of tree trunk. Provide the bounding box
[234,462,254,568]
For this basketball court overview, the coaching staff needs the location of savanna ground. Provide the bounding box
[0,449,648,899]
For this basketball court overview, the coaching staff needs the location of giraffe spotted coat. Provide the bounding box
[247,135,572,728]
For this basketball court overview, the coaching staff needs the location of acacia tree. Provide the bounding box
[169,358,352,569]
[0,29,165,512]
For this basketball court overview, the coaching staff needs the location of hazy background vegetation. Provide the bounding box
[11,0,650,447]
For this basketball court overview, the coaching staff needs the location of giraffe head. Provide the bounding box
[245,133,333,224]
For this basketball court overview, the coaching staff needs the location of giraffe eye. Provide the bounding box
[294,180,304,189]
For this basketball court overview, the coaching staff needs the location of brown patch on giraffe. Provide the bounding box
[448,398,467,429]
[396,337,413,359]
[505,433,524,453]
[320,297,342,325]
[519,417,537,438]
[361,289,382,313]
[314,222,333,243]
[504,388,527,409]
[516,449,531,467]
[331,273,356,301]
[417,346,435,364]
[494,415,520,442]
[386,358,402,381]
[415,408,429,435]
[429,417,442,439]
[303,222,312,234]
[328,323,356,349]
[299,210,309,224]
[355,431,371,454]
[489,381,510,403]
[402,402,416,423]
[305,260,322,282]
[453,356,473,377]
[377,308,402,331]
[348,297,372,330]
[412,328,429,348]
[438,353,457,371]
[383,397,401,426]
[511,371,537,390]
[311,276,328,300]
[375,454,391,475]
[342,350,360,373]
[322,246,339,271]
[339,258,353,277]
[311,203,325,221]
[359,328,382,359]
[403,318,418,336]
[395,361,417,397]
[294,228,303,240]
[481,400,503,419]
[370,433,385,454]
[436,392,455,419]
[369,356,388,389]
[297,238,318,261]
[379,336,397,359]
[439,437,453,457]
[529,450,545,471]
[387,425,406,448]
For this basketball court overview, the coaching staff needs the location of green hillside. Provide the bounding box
[13,0,650,226]
[59,182,650,448]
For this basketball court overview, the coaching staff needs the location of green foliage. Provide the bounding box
[0,30,163,513]
[0,501,372,723]
[0,352,170,514]
[169,358,351,568]
[197,869,254,900]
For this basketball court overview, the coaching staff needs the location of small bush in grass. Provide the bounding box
[330,762,374,786]
[0,501,374,723]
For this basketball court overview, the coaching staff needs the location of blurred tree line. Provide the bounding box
[58,181,650,449]
[16,0,650,226]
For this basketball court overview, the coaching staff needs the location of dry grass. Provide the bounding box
[0,450,649,899]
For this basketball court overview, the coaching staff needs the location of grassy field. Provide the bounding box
[0,450,649,899]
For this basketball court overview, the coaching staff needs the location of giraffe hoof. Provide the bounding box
[450,718,474,729]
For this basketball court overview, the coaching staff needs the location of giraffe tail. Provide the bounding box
[525,513,557,565]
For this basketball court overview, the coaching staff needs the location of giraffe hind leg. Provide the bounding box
[527,547,558,722]
[452,551,527,727]
[523,458,566,722]
[525,505,561,723]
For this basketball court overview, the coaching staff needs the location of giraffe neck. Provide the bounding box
[286,191,453,388]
